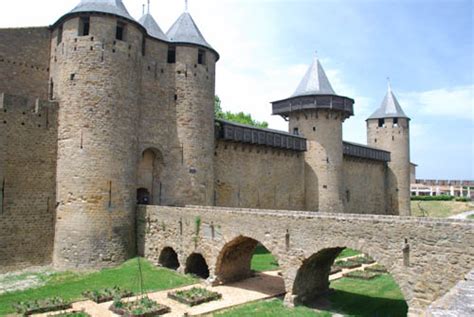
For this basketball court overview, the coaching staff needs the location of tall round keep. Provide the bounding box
[367,83,411,216]
[272,56,354,213]
[49,0,143,269]
[166,11,219,205]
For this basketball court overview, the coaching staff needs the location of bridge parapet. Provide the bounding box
[138,205,474,316]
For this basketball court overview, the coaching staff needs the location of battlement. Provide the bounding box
[215,119,307,152]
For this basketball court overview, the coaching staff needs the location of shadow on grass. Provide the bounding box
[302,289,408,317]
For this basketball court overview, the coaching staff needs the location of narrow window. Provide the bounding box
[198,49,206,65]
[57,25,63,45]
[293,128,299,135]
[393,117,399,127]
[79,17,90,36]
[346,190,350,202]
[49,79,54,100]
[141,36,146,56]
[378,118,385,128]
[116,22,126,41]
[167,47,176,63]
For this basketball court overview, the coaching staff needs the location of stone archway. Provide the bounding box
[158,247,179,270]
[185,253,210,279]
[290,246,408,314]
[214,235,281,285]
[137,148,164,205]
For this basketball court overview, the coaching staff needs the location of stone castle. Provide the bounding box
[0,0,411,271]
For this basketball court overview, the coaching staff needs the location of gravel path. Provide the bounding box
[448,210,474,219]
[0,266,53,295]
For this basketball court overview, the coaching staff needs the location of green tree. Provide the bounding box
[214,96,269,128]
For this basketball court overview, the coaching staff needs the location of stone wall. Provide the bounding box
[50,15,142,269]
[342,156,388,214]
[367,118,411,215]
[0,27,50,99]
[289,109,344,212]
[214,140,305,210]
[139,205,474,316]
[0,94,58,272]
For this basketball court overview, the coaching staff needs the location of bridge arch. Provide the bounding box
[185,252,210,279]
[289,242,409,311]
[214,235,281,285]
[158,247,179,270]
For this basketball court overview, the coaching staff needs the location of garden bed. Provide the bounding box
[330,266,342,275]
[334,259,362,269]
[50,311,91,317]
[352,255,376,265]
[110,297,170,317]
[365,264,388,273]
[168,287,222,306]
[13,297,71,315]
[343,270,380,280]
[82,286,133,303]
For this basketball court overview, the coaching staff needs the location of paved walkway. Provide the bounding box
[36,271,285,317]
[426,270,474,316]
[448,210,474,219]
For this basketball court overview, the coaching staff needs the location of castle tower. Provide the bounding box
[367,82,411,215]
[272,56,354,212]
[50,0,145,269]
[166,8,219,205]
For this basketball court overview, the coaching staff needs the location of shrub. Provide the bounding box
[411,195,454,201]
[53,311,91,317]
[454,197,471,202]
[365,264,388,273]
[352,255,376,265]
[334,259,362,269]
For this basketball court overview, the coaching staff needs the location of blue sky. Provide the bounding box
[0,0,472,179]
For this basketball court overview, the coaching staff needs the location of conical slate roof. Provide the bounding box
[293,56,336,97]
[139,13,167,41]
[368,83,409,120]
[69,0,134,21]
[166,12,213,50]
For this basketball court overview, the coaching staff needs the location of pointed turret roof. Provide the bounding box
[368,81,409,120]
[139,13,167,41]
[166,12,213,50]
[68,0,134,21]
[293,56,336,97]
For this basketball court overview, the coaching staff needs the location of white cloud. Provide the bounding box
[399,85,474,121]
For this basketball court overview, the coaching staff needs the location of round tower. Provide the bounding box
[165,9,219,205]
[50,0,145,269]
[367,81,411,216]
[272,56,354,213]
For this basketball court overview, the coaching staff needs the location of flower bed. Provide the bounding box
[110,297,170,317]
[330,266,342,275]
[82,286,133,303]
[51,311,91,317]
[334,259,362,269]
[352,255,376,265]
[365,264,388,273]
[168,287,222,306]
[12,297,72,316]
[343,270,380,280]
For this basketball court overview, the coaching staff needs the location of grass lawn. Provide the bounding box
[215,298,331,317]
[468,214,474,220]
[251,244,279,272]
[0,258,196,315]
[217,274,407,317]
[328,274,408,316]
[411,200,473,218]
[336,248,361,259]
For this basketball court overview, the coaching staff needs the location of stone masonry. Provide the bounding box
[138,205,474,317]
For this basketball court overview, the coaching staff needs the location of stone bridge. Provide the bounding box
[137,206,474,316]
